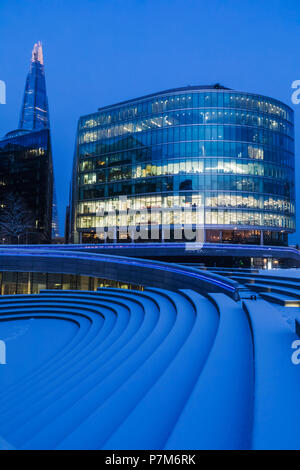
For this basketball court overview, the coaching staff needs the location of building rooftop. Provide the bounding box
[97,83,231,111]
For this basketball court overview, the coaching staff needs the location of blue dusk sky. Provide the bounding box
[0,0,299,240]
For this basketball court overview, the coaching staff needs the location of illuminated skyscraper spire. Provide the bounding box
[31,41,44,65]
[19,41,49,130]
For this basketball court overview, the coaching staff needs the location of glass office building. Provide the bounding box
[72,85,295,245]
[0,128,53,243]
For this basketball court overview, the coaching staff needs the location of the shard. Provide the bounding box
[0,41,58,243]
[19,41,50,131]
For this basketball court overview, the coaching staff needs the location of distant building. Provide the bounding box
[0,42,55,244]
[52,184,60,239]
[71,85,295,246]
[64,204,70,244]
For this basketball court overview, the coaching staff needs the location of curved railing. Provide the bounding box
[0,248,240,299]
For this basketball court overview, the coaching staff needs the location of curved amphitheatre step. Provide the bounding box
[165,293,254,450]
[54,288,205,450]
[0,286,257,450]
[259,292,300,307]
[102,289,219,450]
[208,270,300,299]
[226,277,300,306]
[243,300,300,449]
[1,263,300,449]
[0,293,120,399]
[1,290,155,448]
[230,275,300,288]
[244,280,300,300]
[215,271,300,286]
[0,288,192,449]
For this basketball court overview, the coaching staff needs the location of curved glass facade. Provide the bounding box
[73,85,295,245]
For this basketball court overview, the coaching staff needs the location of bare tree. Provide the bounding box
[0,193,34,244]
